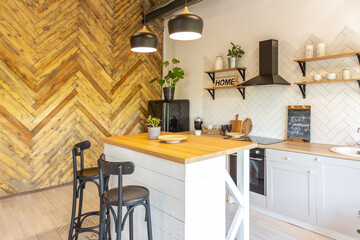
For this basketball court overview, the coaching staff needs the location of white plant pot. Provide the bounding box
[148,126,161,140]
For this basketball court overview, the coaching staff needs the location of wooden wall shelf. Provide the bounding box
[293,51,360,77]
[204,67,247,100]
[294,78,360,98]
[204,86,245,100]
[204,67,246,82]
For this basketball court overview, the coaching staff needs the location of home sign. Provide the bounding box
[213,76,238,87]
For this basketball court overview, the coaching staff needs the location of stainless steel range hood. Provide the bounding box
[240,39,290,86]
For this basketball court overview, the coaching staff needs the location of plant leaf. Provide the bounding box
[172,58,180,64]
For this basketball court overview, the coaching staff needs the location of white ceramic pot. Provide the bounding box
[305,44,314,58]
[215,56,224,70]
[313,74,322,81]
[326,73,338,80]
[148,126,161,140]
[317,43,326,57]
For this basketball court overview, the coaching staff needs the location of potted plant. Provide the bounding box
[227,42,245,68]
[150,58,185,101]
[146,115,161,140]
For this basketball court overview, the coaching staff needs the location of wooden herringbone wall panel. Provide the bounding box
[0,0,163,196]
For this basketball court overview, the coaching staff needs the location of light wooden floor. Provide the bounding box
[0,184,332,240]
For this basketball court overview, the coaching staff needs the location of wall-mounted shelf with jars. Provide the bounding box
[293,51,360,98]
[294,51,360,77]
[204,67,247,100]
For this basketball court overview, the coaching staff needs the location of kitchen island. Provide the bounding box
[100,132,256,240]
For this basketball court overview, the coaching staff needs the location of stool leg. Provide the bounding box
[128,206,134,240]
[145,197,153,240]
[75,181,84,240]
[106,208,112,240]
[99,205,106,240]
[68,180,78,240]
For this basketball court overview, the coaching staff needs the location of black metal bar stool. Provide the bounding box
[68,140,101,240]
[98,154,153,240]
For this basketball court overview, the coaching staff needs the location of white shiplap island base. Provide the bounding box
[101,133,256,240]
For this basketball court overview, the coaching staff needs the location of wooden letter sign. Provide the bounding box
[214,76,238,87]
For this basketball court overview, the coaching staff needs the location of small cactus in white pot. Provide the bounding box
[146,116,161,140]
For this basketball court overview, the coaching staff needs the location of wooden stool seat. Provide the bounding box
[77,167,99,179]
[104,186,149,206]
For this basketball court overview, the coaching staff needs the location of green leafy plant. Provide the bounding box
[227,42,245,58]
[150,58,184,87]
[146,115,161,127]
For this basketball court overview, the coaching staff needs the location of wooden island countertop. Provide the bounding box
[100,132,257,164]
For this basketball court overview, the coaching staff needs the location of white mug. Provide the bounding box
[326,73,338,80]
[342,69,351,79]
[313,74,322,81]
[195,130,202,136]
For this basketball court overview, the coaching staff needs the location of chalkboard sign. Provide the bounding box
[286,106,311,142]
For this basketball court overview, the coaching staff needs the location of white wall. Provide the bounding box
[163,0,360,145]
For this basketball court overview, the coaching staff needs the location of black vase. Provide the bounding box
[163,87,175,101]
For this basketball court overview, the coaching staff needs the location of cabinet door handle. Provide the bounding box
[284,157,290,160]
[315,158,321,161]
[308,170,313,174]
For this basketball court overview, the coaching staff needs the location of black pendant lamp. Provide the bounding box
[130,25,158,53]
[168,4,203,41]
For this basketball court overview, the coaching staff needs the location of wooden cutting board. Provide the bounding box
[241,118,252,135]
[230,114,242,133]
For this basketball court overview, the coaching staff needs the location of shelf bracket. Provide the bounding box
[357,80,360,88]
[357,54,360,65]
[297,61,306,76]
[237,88,246,100]
[237,69,246,81]
[207,73,215,83]
[298,84,306,99]
[206,89,215,100]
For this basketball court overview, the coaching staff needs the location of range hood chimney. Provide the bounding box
[240,39,290,86]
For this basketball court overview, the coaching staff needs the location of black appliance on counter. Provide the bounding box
[229,136,284,196]
[148,100,189,132]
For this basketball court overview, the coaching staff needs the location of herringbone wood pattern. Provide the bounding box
[0,0,164,196]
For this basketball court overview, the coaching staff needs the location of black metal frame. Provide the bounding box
[297,84,306,99]
[205,68,247,100]
[297,61,306,76]
[206,89,214,100]
[237,88,246,99]
[68,141,101,240]
[98,156,153,240]
[143,0,203,24]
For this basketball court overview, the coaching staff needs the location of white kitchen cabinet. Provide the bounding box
[266,148,360,239]
[316,156,360,239]
[267,159,317,224]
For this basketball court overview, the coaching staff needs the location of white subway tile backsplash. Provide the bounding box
[202,27,360,145]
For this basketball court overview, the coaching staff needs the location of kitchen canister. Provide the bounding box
[215,56,224,70]
[305,44,314,58]
[342,68,351,79]
[317,43,326,57]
